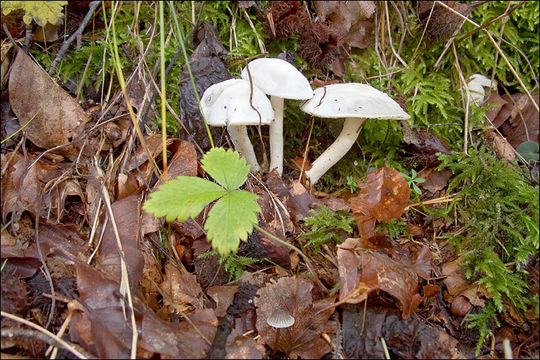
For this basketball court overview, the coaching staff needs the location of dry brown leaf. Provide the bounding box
[418,168,453,194]
[8,47,87,159]
[225,326,265,359]
[72,263,217,358]
[314,1,375,49]
[207,285,239,318]
[254,276,335,359]
[337,238,432,319]
[1,151,65,219]
[442,260,490,307]
[161,262,205,313]
[350,167,409,239]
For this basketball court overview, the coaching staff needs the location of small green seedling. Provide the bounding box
[143,147,261,255]
[401,169,425,195]
[516,141,539,164]
[346,175,359,193]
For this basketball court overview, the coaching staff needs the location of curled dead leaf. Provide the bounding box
[337,238,432,319]
[350,167,409,239]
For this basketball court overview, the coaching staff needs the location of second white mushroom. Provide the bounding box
[300,83,411,185]
[241,58,313,176]
[201,78,274,172]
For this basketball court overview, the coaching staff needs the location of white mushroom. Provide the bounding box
[241,58,313,176]
[300,83,410,185]
[201,78,274,172]
[462,73,497,105]
[266,308,295,328]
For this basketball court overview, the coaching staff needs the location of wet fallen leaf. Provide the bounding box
[254,276,335,359]
[350,167,410,239]
[337,238,432,319]
[342,305,465,358]
[8,47,87,159]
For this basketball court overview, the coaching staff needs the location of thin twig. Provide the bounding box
[49,1,101,74]
[244,61,268,169]
[452,43,471,155]
[1,311,90,359]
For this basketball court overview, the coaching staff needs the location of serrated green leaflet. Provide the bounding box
[143,176,226,222]
[201,147,251,190]
[205,190,260,255]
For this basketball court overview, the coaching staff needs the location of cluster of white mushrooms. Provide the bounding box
[200,58,410,185]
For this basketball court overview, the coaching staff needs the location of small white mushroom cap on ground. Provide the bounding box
[201,78,274,172]
[241,58,313,176]
[266,308,295,328]
[462,73,497,105]
[300,83,410,185]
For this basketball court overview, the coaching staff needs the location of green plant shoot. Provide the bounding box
[143,147,260,255]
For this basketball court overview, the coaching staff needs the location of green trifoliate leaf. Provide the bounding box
[201,147,250,191]
[205,190,260,255]
[143,176,226,222]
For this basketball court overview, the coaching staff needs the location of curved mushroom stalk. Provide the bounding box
[227,125,261,173]
[305,118,367,185]
[269,96,285,175]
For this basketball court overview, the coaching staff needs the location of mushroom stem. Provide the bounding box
[227,125,261,172]
[269,96,284,176]
[305,118,367,185]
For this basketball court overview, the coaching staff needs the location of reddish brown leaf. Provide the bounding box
[350,167,409,239]
[94,195,144,293]
[254,276,335,359]
[8,47,87,159]
[337,238,432,319]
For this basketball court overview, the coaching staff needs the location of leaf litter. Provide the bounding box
[2,2,538,359]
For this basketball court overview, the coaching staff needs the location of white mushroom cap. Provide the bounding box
[201,78,274,126]
[266,308,295,328]
[301,83,410,120]
[240,58,313,100]
[463,74,497,105]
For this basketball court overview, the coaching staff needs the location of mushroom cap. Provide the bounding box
[201,79,274,126]
[266,308,295,328]
[241,58,313,100]
[300,83,410,120]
